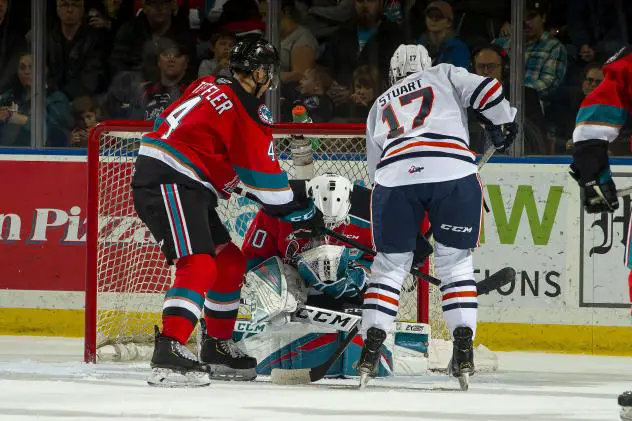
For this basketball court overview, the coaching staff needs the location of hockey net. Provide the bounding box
[85,121,450,363]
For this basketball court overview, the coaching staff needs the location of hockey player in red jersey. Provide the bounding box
[131,35,323,387]
[569,46,632,421]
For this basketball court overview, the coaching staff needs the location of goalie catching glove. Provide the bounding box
[296,245,367,299]
[570,140,619,214]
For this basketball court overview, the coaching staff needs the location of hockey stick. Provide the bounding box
[477,144,496,171]
[270,319,360,385]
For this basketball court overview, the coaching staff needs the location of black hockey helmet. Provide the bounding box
[229,35,280,94]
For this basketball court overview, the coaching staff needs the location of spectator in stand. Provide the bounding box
[69,95,98,147]
[295,0,355,42]
[0,0,28,94]
[320,0,404,119]
[198,30,235,77]
[47,0,109,101]
[85,0,134,33]
[567,0,627,66]
[561,62,604,151]
[349,64,378,122]
[0,51,73,147]
[141,38,189,120]
[84,0,135,47]
[280,0,318,84]
[468,44,547,154]
[100,37,189,120]
[209,0,264,37]
[450,0,510,50]
[281,65,334,123]
[110,0,194,83]
[416,1,470,69]
[493,0,567,101]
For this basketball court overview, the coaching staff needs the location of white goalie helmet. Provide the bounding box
[306,173,354,226]
[389,44,433,86]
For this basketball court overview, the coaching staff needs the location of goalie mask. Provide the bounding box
[306,174,353,227]
[389,44,432,86]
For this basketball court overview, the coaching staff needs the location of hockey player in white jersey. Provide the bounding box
[357,44,517,389]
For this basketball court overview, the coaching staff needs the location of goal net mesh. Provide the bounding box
[90,127,449,357]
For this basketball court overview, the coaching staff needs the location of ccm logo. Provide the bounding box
[440,224,473,233]
[406,325,424,332]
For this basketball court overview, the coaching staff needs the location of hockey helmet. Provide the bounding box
[389,44,433,85]
[229,35,280,91]
[306,174,354,226]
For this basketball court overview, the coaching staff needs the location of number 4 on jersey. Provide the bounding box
[267,141,276,161]
[161,97,202,140]
[382,87,435,139]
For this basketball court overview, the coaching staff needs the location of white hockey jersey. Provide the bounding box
[366,63,517,186]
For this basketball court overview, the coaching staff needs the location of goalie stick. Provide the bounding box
[231,187,515,295]
[270,319,361,385]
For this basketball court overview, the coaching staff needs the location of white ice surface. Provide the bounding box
[0,336,630,421]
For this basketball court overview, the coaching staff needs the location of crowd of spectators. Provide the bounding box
[0,0,629,154]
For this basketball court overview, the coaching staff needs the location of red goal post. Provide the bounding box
[85,121,431,363]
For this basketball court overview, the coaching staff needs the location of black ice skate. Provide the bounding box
[199,328,257,381]
[147,326,210,387]
[619,390,632,421]
[448,326,475,391]
[356,327,387,389]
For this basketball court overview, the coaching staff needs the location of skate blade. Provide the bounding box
[621,406,632,421]
[458,373,469,391]
[358,372,371,389]
[207,364,257,381]
[147,368,210,388]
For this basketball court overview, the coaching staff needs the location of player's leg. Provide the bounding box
[358,184,425,385]
[199,209,257,380]
[427,173,483,380]
[133,183,219,386]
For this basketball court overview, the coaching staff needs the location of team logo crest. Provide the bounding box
[258,104,274,125]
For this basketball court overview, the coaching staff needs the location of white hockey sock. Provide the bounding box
[361,251,413,336]
[434,242,478,339]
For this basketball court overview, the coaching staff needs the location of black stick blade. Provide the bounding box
[477,267,516,295]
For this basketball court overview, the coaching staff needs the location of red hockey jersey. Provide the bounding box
[573,47,632,145]
[138,75,293,207]
[242,210,373,270]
